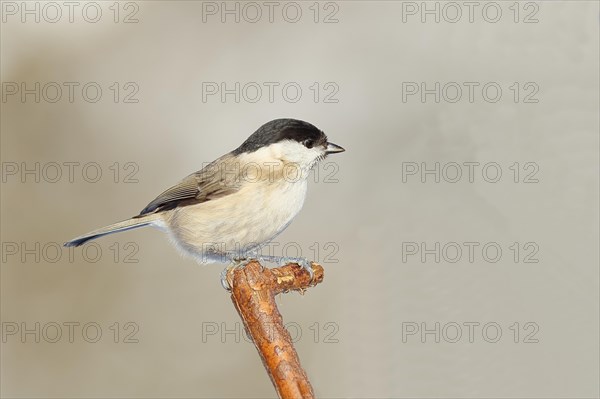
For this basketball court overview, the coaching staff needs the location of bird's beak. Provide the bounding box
[325,142,345,154]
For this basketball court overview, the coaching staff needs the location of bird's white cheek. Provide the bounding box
[276,143,323,171]
[239,146,284,170]
[239,141,323,178]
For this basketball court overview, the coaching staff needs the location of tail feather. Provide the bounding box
[64,214,160,247]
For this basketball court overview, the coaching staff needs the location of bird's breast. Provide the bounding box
[166,179,308,259]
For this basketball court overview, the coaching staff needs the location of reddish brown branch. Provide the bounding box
[226,261,324,399]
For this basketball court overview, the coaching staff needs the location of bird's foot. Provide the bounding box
[221,255,315,290]
[219,257,261,291]
[257,255,314,282]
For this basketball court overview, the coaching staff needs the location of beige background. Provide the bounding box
[1,1,599,398]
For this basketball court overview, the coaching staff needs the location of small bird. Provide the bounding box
[65,118,345,283]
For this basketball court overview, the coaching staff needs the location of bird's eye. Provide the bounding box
[303,139,314,148]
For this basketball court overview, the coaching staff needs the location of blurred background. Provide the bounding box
[1,1,598,398]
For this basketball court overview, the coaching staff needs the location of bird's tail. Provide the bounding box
[64,214,161,247]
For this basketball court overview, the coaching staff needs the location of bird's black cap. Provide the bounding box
[233,119,327,155]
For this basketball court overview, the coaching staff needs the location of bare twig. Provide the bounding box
[226,260,324,399]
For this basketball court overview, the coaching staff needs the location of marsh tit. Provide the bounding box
[65,118,345,279]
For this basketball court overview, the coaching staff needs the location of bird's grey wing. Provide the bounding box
[138,156,240,215]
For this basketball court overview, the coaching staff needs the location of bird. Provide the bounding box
[64,118,345,285]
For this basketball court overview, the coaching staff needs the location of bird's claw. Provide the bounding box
[220,266,233,291]
[274,256,314,282]
[220,257,255,292]
[302,262,315,282]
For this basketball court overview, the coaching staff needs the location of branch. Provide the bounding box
[226,260,324,399]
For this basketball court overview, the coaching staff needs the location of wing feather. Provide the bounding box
[138,155,240,215]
